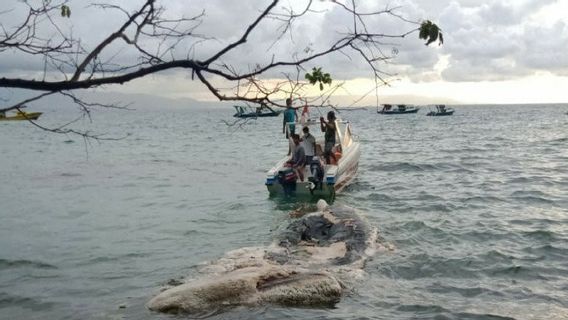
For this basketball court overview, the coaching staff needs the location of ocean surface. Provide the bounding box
[1,104,567,320]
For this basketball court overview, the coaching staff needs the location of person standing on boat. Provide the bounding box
[282,98,298,139]
[283,97,298,156]
[301,126,316,165]
[287,134,306,182]
[320,111,337,165]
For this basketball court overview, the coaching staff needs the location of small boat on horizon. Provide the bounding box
[265,118,360,201]
[233,104,282,118]
[0,110,43,121]
[426,105,454,116]
[377,104,420,114]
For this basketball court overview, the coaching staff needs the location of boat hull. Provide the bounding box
[426,110,454,116]
[265,142,360,201]
[377,109,419,114]
[234,112,280,118]
[266,181,336,200]
[0,112,42,121]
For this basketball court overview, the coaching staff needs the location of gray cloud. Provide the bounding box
[518,21,568,71]
[1,0,567,89]
[425,0,567,81]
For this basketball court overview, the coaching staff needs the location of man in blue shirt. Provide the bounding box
[283,97,299,156]
[282,98,297,139]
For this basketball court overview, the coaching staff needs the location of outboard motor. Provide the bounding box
[307,157,324,194]
[278,167,297,196]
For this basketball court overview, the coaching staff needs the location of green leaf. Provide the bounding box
[61,5,71,18]
[305,67,333,91]
[419,21,430,39]
[419,20,443,46]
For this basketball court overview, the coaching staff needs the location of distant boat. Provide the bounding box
[0,110,42,121]
[233,104,281,118]
[426,105,454,116]
[377,104,419,114]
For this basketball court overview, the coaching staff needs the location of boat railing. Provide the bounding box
[285,119,351,151]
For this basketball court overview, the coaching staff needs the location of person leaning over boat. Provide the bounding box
[287,134,306,182]
[320,111,337,165]
[301,126,316,165]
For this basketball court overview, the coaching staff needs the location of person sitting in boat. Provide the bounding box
[0,110,5,118]
[320,111,337,165]
[286,134,306,182]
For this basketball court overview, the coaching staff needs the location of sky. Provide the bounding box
[2,0,568,106]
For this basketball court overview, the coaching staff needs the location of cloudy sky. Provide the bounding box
[2,0,568,106]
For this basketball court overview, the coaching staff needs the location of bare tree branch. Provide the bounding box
[0,0,441,137]
[0,92,56,113]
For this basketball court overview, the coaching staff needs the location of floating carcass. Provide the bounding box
[147,201,390,315]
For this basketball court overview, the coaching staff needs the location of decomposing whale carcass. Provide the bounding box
[147,200,389,315]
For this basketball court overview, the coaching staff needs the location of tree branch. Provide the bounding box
[0,0,442,137]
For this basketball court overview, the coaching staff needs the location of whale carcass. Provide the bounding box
[147,200,387,314]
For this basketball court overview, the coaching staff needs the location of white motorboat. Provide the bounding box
[265,118,360,200]
[377,104,420,114]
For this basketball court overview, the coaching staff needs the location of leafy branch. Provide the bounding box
[419,20,443,46]
[305,67,332,91]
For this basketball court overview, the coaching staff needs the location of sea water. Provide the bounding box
[0,104,567,319]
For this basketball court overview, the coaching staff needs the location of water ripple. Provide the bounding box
[0,259,57,270]
[0,292,56,312]
[2,105,568,319]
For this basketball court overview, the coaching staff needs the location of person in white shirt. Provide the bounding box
[301,126,316,165]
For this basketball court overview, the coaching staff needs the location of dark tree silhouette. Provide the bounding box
[0,0,442,136]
